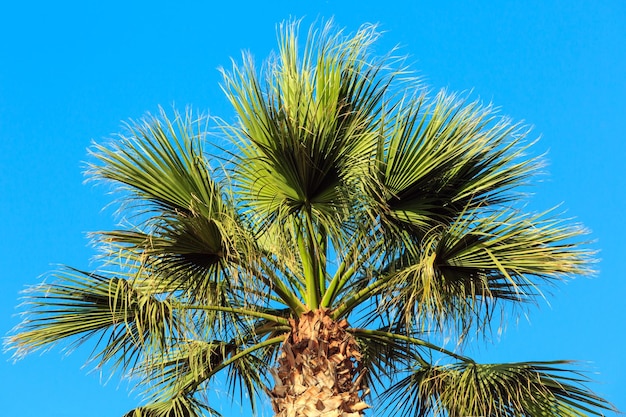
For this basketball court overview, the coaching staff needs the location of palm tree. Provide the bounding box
[7,21,614,417]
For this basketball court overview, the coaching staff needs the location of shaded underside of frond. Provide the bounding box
[349,327,420,392]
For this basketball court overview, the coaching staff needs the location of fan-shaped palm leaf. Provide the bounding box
[10,268,182,371]
[381,360,610,417]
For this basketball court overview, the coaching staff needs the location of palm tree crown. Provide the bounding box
[7,21,614,417]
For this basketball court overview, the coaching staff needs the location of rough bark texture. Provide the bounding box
[270,309,369,417]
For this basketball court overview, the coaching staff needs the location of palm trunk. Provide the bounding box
[270,308,369,417]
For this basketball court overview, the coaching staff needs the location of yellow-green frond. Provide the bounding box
[376,208,593,336]
[221,20,394,238]
[88,108,220,219]
[8,268,182,371]
[370,93,539,233]
[381,360,614,417]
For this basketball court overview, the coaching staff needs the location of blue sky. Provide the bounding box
[1,1,624,416]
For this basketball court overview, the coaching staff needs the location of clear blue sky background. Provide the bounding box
[1,1,624,416]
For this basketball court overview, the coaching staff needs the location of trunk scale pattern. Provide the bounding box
[270,309,369,417]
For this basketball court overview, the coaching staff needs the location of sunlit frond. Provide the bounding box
[370,93,539,234]
[123,394,216,417]
[221,20,395,239]
[375,208,592,336]
[8,268,181,371]
[380,360,614,417]
[89,108,220,218]
[87,108,272,308]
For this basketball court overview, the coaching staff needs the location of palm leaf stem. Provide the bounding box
[176,304,290,325]
[320,234,361,308]
[302,210,328,304]
[296,214,321,308]
[351,328,473,363]
[322,237,383,308]
[332,275,391,319]
[321,261,358,309]
[248,261,306,315]
[266,271,307,311]
[180,335,287,395]
[313,220,328,300]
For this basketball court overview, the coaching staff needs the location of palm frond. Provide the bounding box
[123,394,217,417]
[88,108,220,218]
[350,327,421,394]
[138,340,235,402]
[135,335,285,416]
[7,268,182,372]
[98,218,238,305]
[380,360,614,417]
[221,20,395,240]
[87,108,269,306]
[225,343,277,412]
[370,92,539,234]
[376,208,593,336]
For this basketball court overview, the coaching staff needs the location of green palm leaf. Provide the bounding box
[221,21,388,237]
[370,93,539,234]
[123,394,215,417]
[374,208,593,335]
[9,268,181,371]
[381,360,613,417]
[89,108,220,218]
